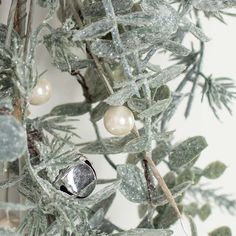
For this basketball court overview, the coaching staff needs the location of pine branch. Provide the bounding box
[189,185,236,215]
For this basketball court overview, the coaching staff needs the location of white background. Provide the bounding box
[1,1,236,235]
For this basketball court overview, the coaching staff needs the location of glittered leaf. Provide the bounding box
[113,228,173,236]
[152,181,192,206]
[138,98,171,120]
[0,116,27,162]
[203,161,227,179]
[80,137,131,154]
[85,66,109,103]
[127,98,149,113]
[181,19,210,42]
[89,208,105,229]
[152,141,169,165]
[80,181,120,206]
[117,164,148,203]
[73,19,114,41]
[162,40,190,56]
[149,65,186,89]
[209,226,232,236]
[91,102,110,122]
[169,136,207,169]
[0,24,22,54]
[198,203,211,221]
[117,12,153,27]
[123,136,148,153]
[154,204,183,228]
[105,85,140,106]
[83,0,134,18]
[50,101,90,116]
[192,0,236,11]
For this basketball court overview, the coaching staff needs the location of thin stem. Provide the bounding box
[23,0,34,60]
[185,41,204,118]
[5,0,18,48]
[14,0,27,38]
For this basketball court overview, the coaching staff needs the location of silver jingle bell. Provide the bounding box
[55,156,97,198]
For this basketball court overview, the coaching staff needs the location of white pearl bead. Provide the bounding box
[30,79,52,105]
[103,106,135,136]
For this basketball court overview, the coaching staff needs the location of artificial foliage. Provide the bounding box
[0,0,236,235]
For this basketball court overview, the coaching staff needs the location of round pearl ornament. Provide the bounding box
[103,106,135,136]
[30,79,52,105]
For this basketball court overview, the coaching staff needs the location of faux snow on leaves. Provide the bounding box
[112,229,173,236]
[0,116,27,161]
[117,164,148,203]
[169,136,207,169]
[192,0,236,11]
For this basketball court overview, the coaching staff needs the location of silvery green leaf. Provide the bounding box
[80,181,120,205]
[149,65,186,89]
[177,169,194,184]
[73,19,114,41]
[162,40,190,56]
[114,72,156,89]
[116,12,153,27]
[38,0,57,8]
[80,137,132,154]
[152,181,192,206]
[91,193,116,215]
[117,164,148,203]
[91,102,110,122]
[203,161,227,179]
[152,130,175,141]
[50,101,90,116]
[138,98,171,120]
[142,2,179,35]
[0,24,22,54]
[89,208,105,229]
[0,202,35,211]
[154,204,182,228]
[181,19,210,42]
[112,229,173,236]
[169,136,207,169]
[153,85,171,101]
[198,203,211,221]
[105,85,140,106]
[209,226,232,236]
[127,98,149,113]
[85,66,109,103]
[123,136,148,153]
[83,0,134,18]
[152,141,169,165]
[56,57,93,72]
[91,39,117,59]
[192,0,236,11]
[0,44,14,71]
[187,216,198,236]
[0,116,27,162]
[0,229,18,236]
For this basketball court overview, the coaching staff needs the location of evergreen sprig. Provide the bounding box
[0,0,236,235]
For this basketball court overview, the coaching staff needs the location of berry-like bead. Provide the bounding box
[30,79,52,105]
[103,106,135,136]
